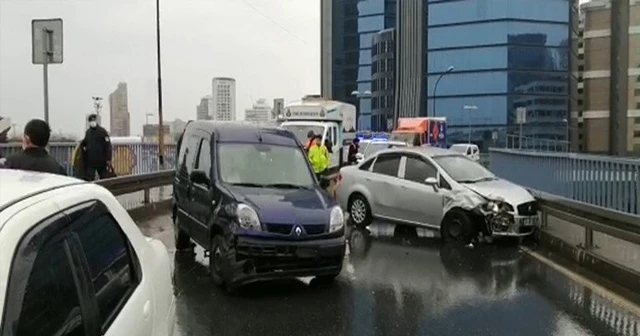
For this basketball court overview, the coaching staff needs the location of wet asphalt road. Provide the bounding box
[140,216,640,336]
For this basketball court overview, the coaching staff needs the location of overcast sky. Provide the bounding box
[0,0,320,136]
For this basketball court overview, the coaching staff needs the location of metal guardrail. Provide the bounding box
[532,189,640,247]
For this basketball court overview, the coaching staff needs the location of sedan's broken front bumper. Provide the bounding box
[489,214,540,237]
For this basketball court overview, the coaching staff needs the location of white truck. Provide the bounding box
[278,95,356,173]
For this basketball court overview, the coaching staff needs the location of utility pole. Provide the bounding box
[156,0,166,167]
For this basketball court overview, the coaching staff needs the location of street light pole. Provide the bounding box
[464,105,478,144]
[432,66,454,117]
[351,90,371,130]
[156,0,165,167]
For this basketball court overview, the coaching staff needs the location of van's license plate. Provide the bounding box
[520,217,539,226]
[296,247,318,258]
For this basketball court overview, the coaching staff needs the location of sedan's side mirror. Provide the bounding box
[355,153,364,160]
[190,170,209,185]
[424,177,439,192]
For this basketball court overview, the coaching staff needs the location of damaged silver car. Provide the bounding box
[335,147,540,242]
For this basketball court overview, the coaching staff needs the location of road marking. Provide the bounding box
[521,247,640,317]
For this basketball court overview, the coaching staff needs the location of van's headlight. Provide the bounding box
[236,204,262,231]
[329,206,344,232]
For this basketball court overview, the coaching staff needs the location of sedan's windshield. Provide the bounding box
[449,145,468,154]
[390,133,419,145]
[433,155,495,183]
[281,125,325,145]
[219,143,315,187]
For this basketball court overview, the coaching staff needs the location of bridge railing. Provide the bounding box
[504,134,570,152]
[490,148,640,215]
[0,142,177,176]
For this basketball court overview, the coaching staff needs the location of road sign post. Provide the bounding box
[32,19,63,124]
[516,107,526,149]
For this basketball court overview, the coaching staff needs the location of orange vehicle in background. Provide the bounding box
[390,117,448,147]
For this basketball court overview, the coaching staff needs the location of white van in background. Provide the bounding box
[450,143,480,161]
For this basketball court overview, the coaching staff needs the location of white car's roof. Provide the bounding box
[0,169,84,210]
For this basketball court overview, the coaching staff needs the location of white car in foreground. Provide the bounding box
[0,169,175,336]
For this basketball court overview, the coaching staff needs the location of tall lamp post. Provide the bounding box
[432,66,454,117]
[156,0,165,167]
[464,105,478,143]
[351,90,371,130]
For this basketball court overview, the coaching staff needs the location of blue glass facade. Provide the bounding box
[426,0,576,147]
[329,0,396,131]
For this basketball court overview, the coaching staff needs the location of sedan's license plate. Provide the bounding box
[520,217,539,226]
[296,247,318,258]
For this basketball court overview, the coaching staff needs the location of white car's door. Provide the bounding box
[395,154,445,227]
[366,152,403,218]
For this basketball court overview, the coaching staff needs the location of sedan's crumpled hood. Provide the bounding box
[461,178,535,207]
[226,186,334,224]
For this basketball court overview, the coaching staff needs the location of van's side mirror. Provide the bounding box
[190,170,209,185]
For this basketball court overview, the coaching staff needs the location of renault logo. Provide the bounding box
[294,226,303,236]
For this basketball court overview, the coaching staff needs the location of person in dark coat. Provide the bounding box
[347,137,360,164]
[81,114,112,181]
[4,119,66,175]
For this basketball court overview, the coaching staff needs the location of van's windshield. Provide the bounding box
[218,143,315,188]
[281,125,325,146]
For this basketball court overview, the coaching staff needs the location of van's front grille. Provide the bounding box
[265,224,292,235]
[264,224,327,235]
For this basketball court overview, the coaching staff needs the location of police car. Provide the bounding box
[0,169,175,336]
[356,138,408,164]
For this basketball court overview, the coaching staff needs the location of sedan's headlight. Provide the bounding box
[236,203,262,231]
[329,206,344,232]
[482,200,513,213]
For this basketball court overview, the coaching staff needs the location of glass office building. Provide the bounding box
[426,0,578,147]
[321,0,396,131]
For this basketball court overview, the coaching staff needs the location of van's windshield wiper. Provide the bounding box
[263,183,310,190]
[229,182,267,188]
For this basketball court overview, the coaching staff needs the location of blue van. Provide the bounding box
[172,121,346,289]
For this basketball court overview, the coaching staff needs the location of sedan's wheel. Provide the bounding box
[209,235,227,286]
[349,194,372,227]
[173,215,191,250]
[441,210,477,244]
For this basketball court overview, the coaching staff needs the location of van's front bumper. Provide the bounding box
[223,235,346,286]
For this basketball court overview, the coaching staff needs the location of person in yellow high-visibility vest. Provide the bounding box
[308,135,329,179]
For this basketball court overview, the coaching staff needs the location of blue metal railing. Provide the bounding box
[505,134,570,152]
[0,142,177,176]
[490,148,640,215]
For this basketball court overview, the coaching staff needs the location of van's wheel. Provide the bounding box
[173,215,191,250]
[441,209,477,244]
[209,235,227,287]
[348,194,372,227]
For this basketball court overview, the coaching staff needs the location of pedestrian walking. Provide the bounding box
[3,119,66,175]
[81,114,113,181]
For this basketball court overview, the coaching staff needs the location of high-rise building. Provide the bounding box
[320,0,397,130]
[579,0,639,155]
[422,0,578,147]
[212,77,236,121]
[371,28,396,131]
[245,99,272,123]
[196,95,212,120]
[108,82,130,136]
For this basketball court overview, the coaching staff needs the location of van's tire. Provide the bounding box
[441,209,477,244]
[209,235,227,287]
[348,194,372,227]
[173,214,191,250]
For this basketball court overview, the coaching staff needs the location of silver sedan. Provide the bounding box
[335,147,540,242]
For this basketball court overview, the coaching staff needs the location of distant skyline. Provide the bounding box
[0,0,320,136]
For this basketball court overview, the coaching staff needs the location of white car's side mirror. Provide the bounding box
[355,153,364,160]
[424,177,438,185]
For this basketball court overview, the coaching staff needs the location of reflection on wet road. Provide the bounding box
[140,217,640,336]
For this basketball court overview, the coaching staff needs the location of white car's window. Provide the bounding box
[219,143,315,187]
[371,153,401,177]
[449,145,468,154]
[73,212,140,330]
[404,156,438,183]
[433,155,495,183]
[14,236,85,336]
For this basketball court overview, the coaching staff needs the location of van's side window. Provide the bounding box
[196,138,212,179]
[178,135,200,175]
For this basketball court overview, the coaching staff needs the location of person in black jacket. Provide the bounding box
[81,114,112,181]
[347,137,360,164]
[4,119,66,175]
